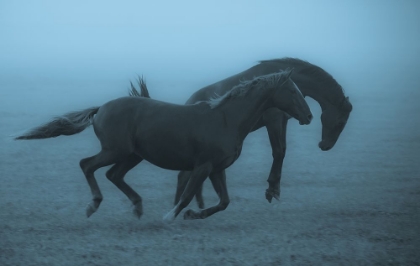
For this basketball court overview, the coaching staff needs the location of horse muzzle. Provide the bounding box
[318,140,333,151]
[299,113,313,125]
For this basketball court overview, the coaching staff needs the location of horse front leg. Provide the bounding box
[194,185,205,209]
[183,170,229,220]
[174,171,189,206]
[163,162,212,223]
[263,109,288,203]
[174,171,205,209]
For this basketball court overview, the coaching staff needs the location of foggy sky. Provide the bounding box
[0,0,420,113]
[1,0,419,106]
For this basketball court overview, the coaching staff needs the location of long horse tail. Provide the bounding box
[14,107,100,140]
[129,75,151,98]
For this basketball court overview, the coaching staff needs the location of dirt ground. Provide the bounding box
[1,77,419,266]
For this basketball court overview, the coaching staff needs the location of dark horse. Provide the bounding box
[133,58,352,208]
[15,70,312,222]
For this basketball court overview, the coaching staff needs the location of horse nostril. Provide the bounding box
[307,114,313,121]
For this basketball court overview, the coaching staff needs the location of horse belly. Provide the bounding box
[134,138,195,171]
[145,153,195,171]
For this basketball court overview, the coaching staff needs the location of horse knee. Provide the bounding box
[220,199,230,210]
[272,147,286,160]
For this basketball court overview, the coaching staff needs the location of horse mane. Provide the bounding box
[259,58,346,105]
[206,70,290,109]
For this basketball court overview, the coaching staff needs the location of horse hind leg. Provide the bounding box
[174,171,189,206]
[105,154,143,218]
[79,150,122,217]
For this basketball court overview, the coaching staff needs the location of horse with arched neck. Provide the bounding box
[150,57,353,208]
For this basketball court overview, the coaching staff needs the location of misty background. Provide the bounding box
[0,1,419,160]
[1,0,419,104]
[1,2,420,264]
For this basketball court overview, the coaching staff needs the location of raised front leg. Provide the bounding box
[163,162,213,223]
[183,170,230,220]
[262,109,289,203]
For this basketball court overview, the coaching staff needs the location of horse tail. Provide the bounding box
[15,107,100,140]
[129,75,151,98]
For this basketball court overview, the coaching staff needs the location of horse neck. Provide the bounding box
[218,87,273,141]
[256,61,344,111]
[292,73,344,111]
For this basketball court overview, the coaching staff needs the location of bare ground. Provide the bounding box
[1,81,419,266]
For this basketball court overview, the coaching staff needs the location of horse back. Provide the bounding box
[93,97,218,158]
[185,63,281,104]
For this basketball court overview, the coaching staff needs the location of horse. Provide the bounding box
[130,57,353,208]
[15,69,313,222]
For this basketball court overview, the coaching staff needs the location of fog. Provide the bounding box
[1,1,419,104]
[1,0,419,162]
[1,2,420,264]
[1,1,419,158]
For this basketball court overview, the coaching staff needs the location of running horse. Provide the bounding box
[131,58,353,208]
[15,70,312,222]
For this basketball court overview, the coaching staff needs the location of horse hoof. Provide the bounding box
[86,202,97,218]
[265,189,280,203]
[265,191,273,203]
[132,203,143,219]
[183,209,200,220]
